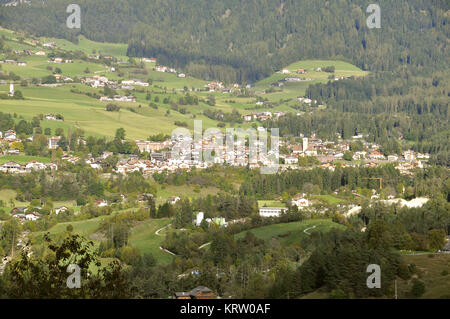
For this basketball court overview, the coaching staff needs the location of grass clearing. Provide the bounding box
[397,254,450,299]
[128,218,174,265]
[235,219,344,246]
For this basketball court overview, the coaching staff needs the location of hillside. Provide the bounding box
[0,27,371,139]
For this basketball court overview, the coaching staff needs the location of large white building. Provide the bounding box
[259,207,287,218]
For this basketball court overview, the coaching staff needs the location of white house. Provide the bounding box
[285,156,298,164]
[4,130,16,140]
[48,136,61,150]
[195,212,204,226]
[169,196,181,205]
[25,161,47,171]
[55,206,68,215]
[291,197,310,209]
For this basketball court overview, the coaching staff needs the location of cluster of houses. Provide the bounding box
[49,57,73,64]
[80,75,139,102]
[258,195,311,218]
[81,75,111,88]
[121,79,149,87]
[0,161,57,174]
[267,134,430,175]
[52,74,73,82]
[154,65,177,73]
[0,59,27,66]
[52,131,430,177]
[141,57,157,63]
[10,205,69,222]
[0,130,22,154]
[100,95,136,103]
[44,114,63,121]
[194,212,248,228]
[243,111,286,122]
[204,82,242,94]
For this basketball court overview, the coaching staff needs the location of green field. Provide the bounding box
[254,59,369,99]
[0,155,51,164]
[128,218,174,265]
[310,194,344,204]
[155,185,221,205]
[1,28,368,141]
[235,219,344,246]
[32,214,174,265]
[397,254,450,299]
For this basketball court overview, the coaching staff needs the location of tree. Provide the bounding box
[367,220,393,250]
[55,128,64,136]
[343,151,353,161]
[410,279,425,298]
[1,234,132,298]
[427,229,446,251]
[148,196,157,218]
[115,128,126,140]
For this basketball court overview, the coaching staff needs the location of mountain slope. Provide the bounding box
[0,0,448,82]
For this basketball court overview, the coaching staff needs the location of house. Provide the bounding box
[155,66,168,72]
[285,156,298,164]
[387,155,399,162]
[297,68,306,74]
[403,150,416,161]
[291,145,303,154]
[4,130,17,140]
[46,163,58,171]
[44,114,57,121]
[141,57,156,63]
[11,207,27,214]
[35,51,46,56]
[281,69,290,74]
[291,196,310,209]
[7,149,20,155]
[25,211,42,221]
[43,42,56,48]
[243,114,253,122]
[174,286,216,299]
[368,150,385,160]
[48,136,61,150]
[135,140,169,153]
[0,161,22,173]
[55,206,69,215]
[95,199,108,207]
[259,207,287,217]
[316,155,335,164]
[25,161,47,171]
[285,77,301,82]
[168,196,181,205]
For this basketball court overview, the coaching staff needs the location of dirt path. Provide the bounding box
[303,225,317,235]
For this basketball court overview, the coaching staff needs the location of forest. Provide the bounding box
[0,0,448,82]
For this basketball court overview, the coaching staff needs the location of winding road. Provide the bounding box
[155,224,178,256]
[303,225,317,235]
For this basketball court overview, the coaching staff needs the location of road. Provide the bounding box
[303,225,317,235]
